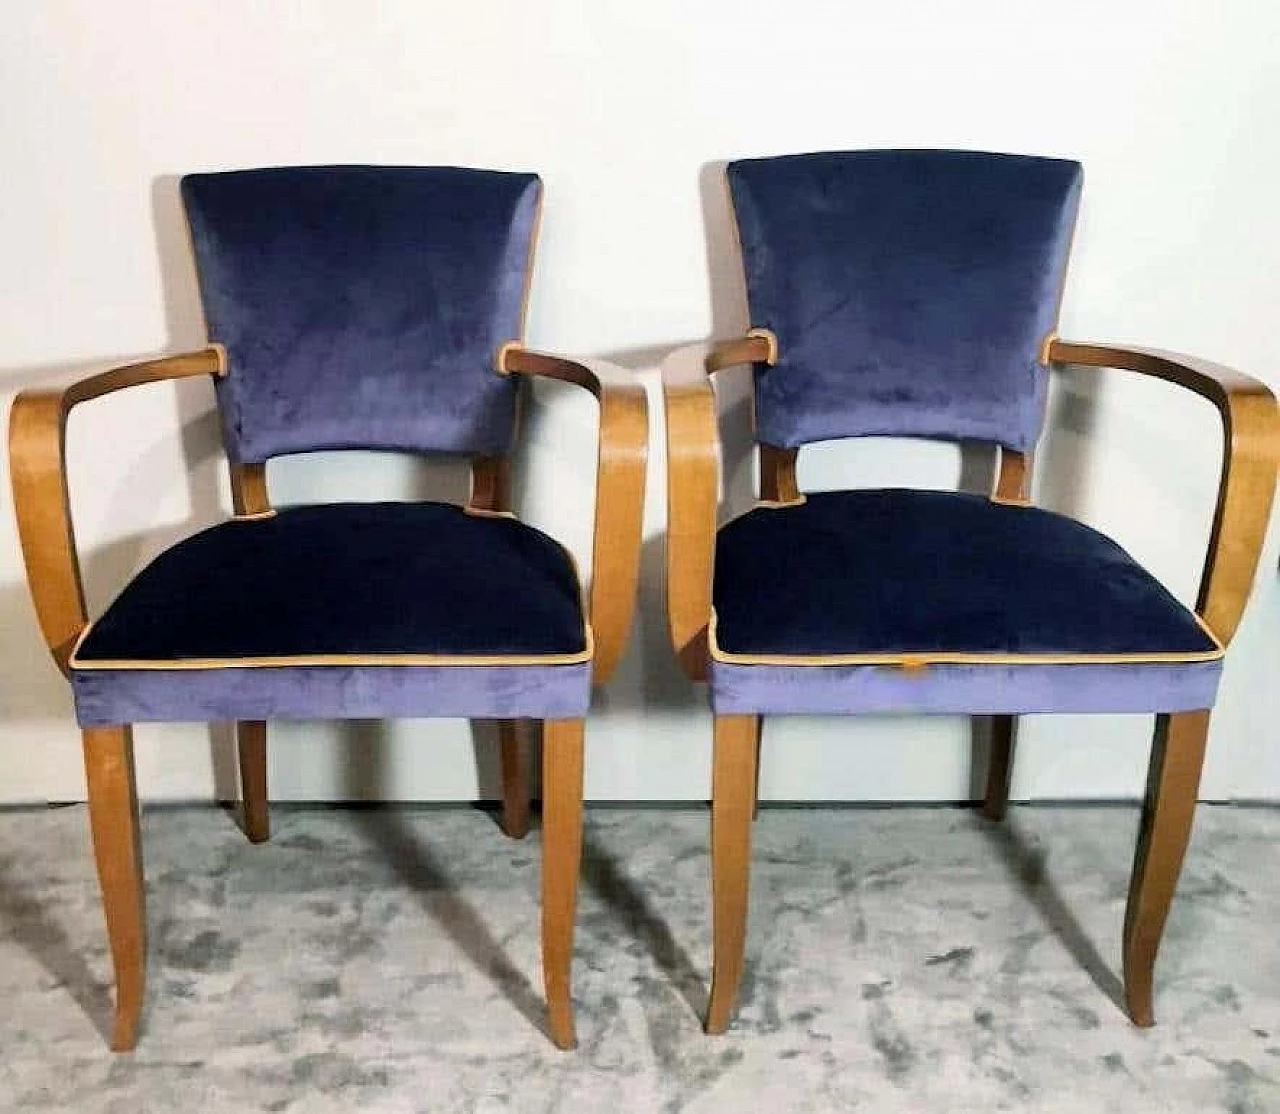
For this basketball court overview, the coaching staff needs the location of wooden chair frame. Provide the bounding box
[662,334,1278,1034]
[10,344,647,1051]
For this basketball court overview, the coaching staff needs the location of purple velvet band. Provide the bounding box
[72,661,592,727]
[708,658,1222,716]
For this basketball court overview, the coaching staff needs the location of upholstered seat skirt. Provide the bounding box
[71,502,592,725]
[709,489,1222,715]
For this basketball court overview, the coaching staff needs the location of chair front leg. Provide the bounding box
[752,715,763,822]
[82,725,147,1051]
[499,719,532,840]
[541,717,584,1049]
[706,713,760,1034]
[1123,709,1210,1027]
[981,714,1018,821]
[237,720,270,843]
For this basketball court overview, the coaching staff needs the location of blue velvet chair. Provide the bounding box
[662,150,1278,1034]
[10,165,648,1051]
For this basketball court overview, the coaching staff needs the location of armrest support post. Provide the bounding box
[1049,339,1280,645]
[9,348,225,674]
[501,347,649,685]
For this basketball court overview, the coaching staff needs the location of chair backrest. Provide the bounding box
[727,150,1082,453]
[181,165,540,463]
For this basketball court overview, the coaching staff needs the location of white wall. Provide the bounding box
[2,0,1278,804]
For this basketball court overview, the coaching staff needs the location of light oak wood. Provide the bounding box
[661,343,721,680]
[992,447,1030,504]
[82,725,146,1051]
[1124,709,1210,1026]
[1049,340,1280,646]
[237,720,270,844]
[230,462,270,517]
[759,445,801,504]
[981,715,1018,821]
[661,335,774,680]
[752,714,764,822]
[501,348,649,684]
[469,455,511,514]
[541,717,585,1050]
[706,713,759,1034]
[8,349,224,673]
[499,719,532,840]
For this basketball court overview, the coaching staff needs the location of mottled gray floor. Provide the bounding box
[2,803,1278,1112]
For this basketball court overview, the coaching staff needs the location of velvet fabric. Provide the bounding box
[727,150,1082,452]
[74,503,587,663]
[181,166,539,462]
[713,490,1217,659]
[708,658,1221,716]
[72,661,592,727]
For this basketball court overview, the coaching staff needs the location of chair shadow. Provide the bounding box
[339,720,549,1039]
[977,810,1125,1012]
[580,826,707,1020]
[0,836,114,1043]
[355,807,550,1037]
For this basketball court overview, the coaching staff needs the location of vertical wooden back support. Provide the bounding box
[758,445,800,504]
[993,447,1032,503]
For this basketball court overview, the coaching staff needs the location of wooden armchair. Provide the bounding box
[10,166,647,1051]
[662,150,1278,1035]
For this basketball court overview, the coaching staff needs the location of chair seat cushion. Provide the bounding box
[74,502,588,666]
[709,489,1221,716]
[713,489,1218,663]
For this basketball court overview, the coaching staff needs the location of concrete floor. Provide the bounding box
[1,803,1277,1112]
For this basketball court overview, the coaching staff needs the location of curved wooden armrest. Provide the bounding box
[660,335,774,680]
[9,348,225,674]
[501,347,649,685]
[1049,339,1280,644]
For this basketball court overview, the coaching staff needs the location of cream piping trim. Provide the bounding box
[69,623,593,671]
[706,611,1225,667]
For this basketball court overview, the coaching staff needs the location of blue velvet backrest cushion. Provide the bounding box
[181,166,540,463]
[727,150,1082,452]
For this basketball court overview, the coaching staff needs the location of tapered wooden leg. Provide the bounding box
[82,725,146,1052]
[237,720,270,844]
[1123,709,1210,1027]
[541,717,584,1050]
[499,719,532,840]
[981,714,1018,821]
[706,714,759,1035]
[752,715,763,822]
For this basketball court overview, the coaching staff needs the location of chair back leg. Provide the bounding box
[499,719,533,840]
[981,714,1018,821]
[1123,708,1211,1026]
[82,724,147,1051]
[236,720,270,843]
[541,717,585,1049]
[706,713,760,1034]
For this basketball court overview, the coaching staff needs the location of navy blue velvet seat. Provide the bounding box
[661,148,1277,1037]
[709,489,1221,716]
[72,502,592,726]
